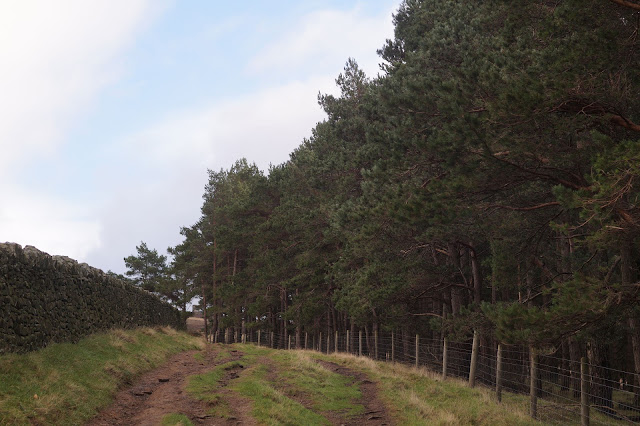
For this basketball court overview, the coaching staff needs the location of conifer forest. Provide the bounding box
[135,0,640,415]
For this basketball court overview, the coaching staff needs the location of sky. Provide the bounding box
[0,0,401,274]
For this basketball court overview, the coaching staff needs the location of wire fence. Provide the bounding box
[213,328,640,425]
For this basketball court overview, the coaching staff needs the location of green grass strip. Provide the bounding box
[234,363,329,425]
[270,350,363,417]
[161,412,194,426]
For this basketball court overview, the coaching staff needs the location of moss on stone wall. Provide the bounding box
[0,243,183,353]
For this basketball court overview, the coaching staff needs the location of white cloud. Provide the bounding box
[0,0,158,262]
[248,2,399,79]
[0,1,401,273]
[87,2,401,273]
[0,183,101,259]
[121,76,334,172]
[0,0,157,172]
[85,77,334,272]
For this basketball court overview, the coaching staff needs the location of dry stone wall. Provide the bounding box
[0,243,183,354]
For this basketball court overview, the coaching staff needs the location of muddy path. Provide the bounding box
[315,360,393,426]
[88,346,243,426]
[87,345,393,426]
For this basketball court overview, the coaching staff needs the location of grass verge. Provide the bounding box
[0,326,203,425]
[311,352,538,425]
[269,349,363,417]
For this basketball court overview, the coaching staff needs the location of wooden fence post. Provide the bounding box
[335,331,339,353]
[415,334,419,368]
[530,348,538,420]
[359,331,362,357]
[258,330,261,346]
[319,333,322,352]
[581,357,589,426]
[443,336,448,379]
[288,335,291,350]
[469,330,479,388]
[496,343,503,402]
[305,332,308,350]
[346,330,350,353]
[270,331,274,349]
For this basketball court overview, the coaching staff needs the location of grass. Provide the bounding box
[186,343,540,425]
[186,359,237,417]
[0,326,203,425]
[234,362,328,426]
[311,351,539,426]
[269,349,363,416]
[161,412,194,425]
[187,344,356,424]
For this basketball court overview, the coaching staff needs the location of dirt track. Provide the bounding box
[87,345,392,425]
[88,346,241,425]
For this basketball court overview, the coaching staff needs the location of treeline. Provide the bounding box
[163,0,640,405]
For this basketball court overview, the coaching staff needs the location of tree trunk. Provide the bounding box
[327,308,332,353]
[364,324,371,356]
[469,242,482,305]
[587,342,614,414]
[569,338,581,398]
[402,325,410,360]
[350,317,356,355]
[201,281,208,340]
[449,242,462,315]
[621,237,640,405]
[281,288,287,349]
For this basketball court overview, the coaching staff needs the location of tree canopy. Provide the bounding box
[161,0,640,406]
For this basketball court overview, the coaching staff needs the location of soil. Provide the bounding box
[87,346,245,426]
[87,346,393,426]
[314,360,394,426]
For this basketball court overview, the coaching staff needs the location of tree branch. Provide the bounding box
[610,114,640,132]
[486,201,561,211]
[610,0,640,11]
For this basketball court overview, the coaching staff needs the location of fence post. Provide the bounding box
[415,334,419,368]
[374,329,379,360]
[270,331,274,349]
[319,332,322,352]
[335,331,339,353]
[258,330,261,347]
[443,336,448,379]
[496,343,503,402]
[469,330,479,388]
[581,357,589,426]
[326,332,330,354]
[346,330,350,353]
[530,348,538,420]
[359,331,362,356]
[391,331,395,362]
[305,332,308,350]
[288,335,291,350]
